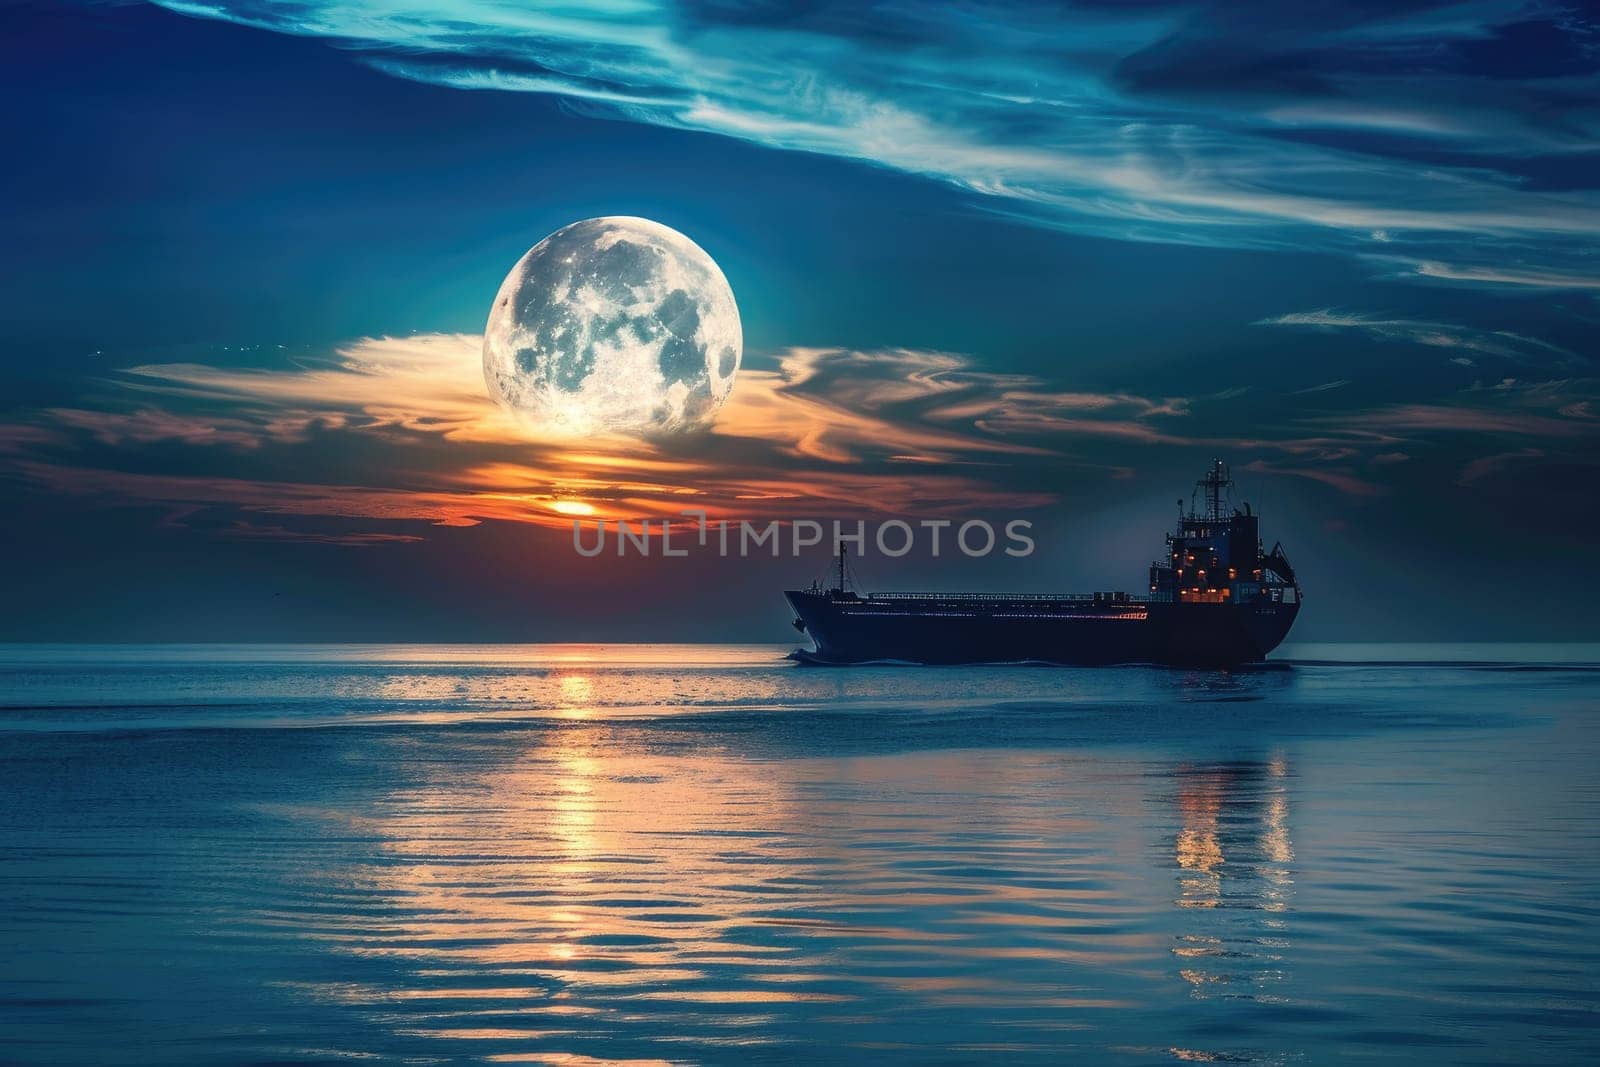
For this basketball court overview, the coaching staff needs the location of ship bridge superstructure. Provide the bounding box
[784,458,1302,666]
[1149,460,1299,608]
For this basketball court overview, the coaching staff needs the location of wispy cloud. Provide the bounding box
[1243,377,1600,496]
[108,336,1164,466]
[148,0,1600,287]
[1308,377,1600,442]
[1233,361,1600,501]
[42,406,339,449]
[1401,260,1600,292]
[1456,447,1546,486]
[1255,310,1576,362]
[13,334,1600,541]
[117,333,518,445]
[1288,379,1351,396]
[8,335,1191,540]
[1241,460,1385,498]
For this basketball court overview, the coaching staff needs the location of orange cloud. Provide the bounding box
[21,334,1585,540]
[118,334,545,447]
[1240,460,1385,498]
[115,338,1181,465]
[9,339,1104,539]
[14,460,538,529]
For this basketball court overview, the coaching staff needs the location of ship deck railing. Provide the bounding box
[861,591,1150,604]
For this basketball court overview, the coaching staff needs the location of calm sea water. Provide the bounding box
[2,643,1598,1064]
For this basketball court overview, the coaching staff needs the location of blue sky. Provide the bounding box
[2,0,1597,641]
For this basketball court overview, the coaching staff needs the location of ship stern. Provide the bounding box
[1149,597,1300,667]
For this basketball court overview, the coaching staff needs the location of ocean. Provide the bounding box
[2,643,1598,1064]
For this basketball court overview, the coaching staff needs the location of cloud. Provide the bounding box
[12,460,525,529]
[1250,376,1600,498]
[1456,447,1546,486]
[1288,379,1350,396]
[1401,261,1600,292]
[1255,310,1576,362]
[41,407,336,449]
[1308,377,1600,441]
[7,334,1193,540]
[14,331,1600,541]
[1328,404,1588,438]
[112,335,1176,466]
[1241,460,1384,498]
[147,0,1600,286]
[118,333,521,445]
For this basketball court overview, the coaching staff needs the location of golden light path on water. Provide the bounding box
[4,643,1600,1064]
[258,651,1306,1061]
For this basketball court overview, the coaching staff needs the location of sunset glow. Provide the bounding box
[6,2,1600,1060]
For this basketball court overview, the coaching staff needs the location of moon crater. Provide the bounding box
[483,216,742,435]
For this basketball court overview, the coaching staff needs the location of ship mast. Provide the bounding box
[1197,458,1232,521]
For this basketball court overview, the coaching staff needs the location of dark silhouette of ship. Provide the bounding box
[786,460,1300,666]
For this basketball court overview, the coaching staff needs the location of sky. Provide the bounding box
[2,0,1597,642]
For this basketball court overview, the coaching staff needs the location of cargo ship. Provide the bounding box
[785,460,1300,667]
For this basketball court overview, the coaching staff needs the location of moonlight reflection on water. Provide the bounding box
[2,645,1598,1063]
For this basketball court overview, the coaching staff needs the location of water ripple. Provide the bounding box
[1,645,1598,1063]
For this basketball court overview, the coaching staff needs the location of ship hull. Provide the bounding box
[785,591,1298,668]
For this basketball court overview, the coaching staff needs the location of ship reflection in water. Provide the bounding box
[2,644,1599,1064]
[1169,757,1295,1002]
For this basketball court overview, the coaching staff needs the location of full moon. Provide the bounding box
[482,216,742,435]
